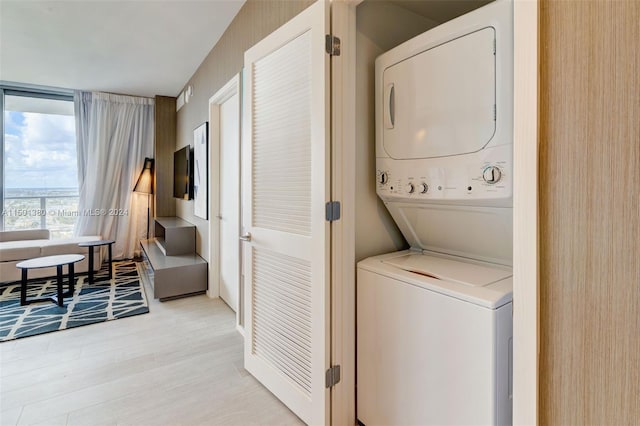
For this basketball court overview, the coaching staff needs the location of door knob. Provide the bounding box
[239,233,252,242]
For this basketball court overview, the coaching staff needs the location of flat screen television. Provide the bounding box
[173,145,194,199]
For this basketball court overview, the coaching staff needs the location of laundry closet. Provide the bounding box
[354,0,495,262]
[352,1,513,424]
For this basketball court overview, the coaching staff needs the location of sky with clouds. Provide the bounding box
[4,110,78,190]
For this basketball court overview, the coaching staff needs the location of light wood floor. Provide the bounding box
[0,265,303,426]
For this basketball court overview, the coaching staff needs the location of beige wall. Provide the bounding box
[354,1,443,261]
[539,0,640,423]
[354,29,406,261]
[175,0,314,258]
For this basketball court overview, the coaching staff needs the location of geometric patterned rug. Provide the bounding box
[0,261,149,342]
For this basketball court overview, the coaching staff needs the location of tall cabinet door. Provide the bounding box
[241,1,330,424]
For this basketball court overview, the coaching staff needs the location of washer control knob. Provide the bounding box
[483,166,502,184]
[378,172,388,185]
[406,183,415,194]
[418,183,428,194]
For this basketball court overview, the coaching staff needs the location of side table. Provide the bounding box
[16,254,85,307]
[78,240,115,283]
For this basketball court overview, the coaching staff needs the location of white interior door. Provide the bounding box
[242,1,330,424]
[219,92,240,312]
[209,75,242,327]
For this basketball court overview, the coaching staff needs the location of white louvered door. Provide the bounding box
[241,1,330,425]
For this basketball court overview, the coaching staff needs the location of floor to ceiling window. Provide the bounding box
[1,88,78,238]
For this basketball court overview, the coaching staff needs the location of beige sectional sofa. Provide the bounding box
[0,229,103,283]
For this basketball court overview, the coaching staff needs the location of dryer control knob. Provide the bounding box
[378,172,388,185]
[483,166,502,184]
[406,183,415,194]
[418,183,428,194]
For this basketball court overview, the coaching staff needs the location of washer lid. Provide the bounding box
[382,252,511,287]
[358,250,513,308]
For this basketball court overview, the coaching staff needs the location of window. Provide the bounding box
[1,88,78,238]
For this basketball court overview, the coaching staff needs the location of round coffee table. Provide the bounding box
[16,254,85,307]
[78,240,115,283]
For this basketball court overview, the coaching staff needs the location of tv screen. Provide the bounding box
[173,145,193,199]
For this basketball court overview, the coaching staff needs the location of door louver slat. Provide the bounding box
[252,247,312,395]
[252,32,312,236]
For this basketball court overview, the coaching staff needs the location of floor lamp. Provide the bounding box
[133,157,154,240]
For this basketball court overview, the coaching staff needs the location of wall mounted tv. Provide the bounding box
[173,145,194,200]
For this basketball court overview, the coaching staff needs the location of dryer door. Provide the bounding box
[382,27,496,159]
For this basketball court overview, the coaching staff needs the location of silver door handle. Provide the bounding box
[239,233,252,242]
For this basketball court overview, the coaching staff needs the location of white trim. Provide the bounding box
[512,1,539,424]
[235,323,245,337]
[207,74,241,309]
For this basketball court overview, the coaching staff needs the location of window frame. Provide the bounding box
[1,84,75,232]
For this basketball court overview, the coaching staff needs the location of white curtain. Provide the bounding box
[74,91,154,259]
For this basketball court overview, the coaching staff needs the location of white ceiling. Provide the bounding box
[0,0,246,98]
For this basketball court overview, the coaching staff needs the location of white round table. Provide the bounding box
[16,254,85,307]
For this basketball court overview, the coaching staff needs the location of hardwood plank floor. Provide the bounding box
[0,264,303,426]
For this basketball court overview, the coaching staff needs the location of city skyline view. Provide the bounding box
[3,99,79,237]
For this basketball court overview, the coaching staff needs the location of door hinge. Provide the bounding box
[493,39,496,55]
[325,201,341,222]
[326,34,341,56]
[326,365,341,388]
[493,104,497,121]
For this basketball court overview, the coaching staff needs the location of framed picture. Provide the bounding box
[193,122,208,219]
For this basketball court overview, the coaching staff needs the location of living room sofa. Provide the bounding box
[0,229,103,283]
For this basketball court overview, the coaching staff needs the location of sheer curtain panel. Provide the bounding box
[74,91,154,259]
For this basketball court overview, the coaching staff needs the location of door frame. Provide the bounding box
[335,0,539,424]
[512,1,539,423]
[330,1,357,424]
[208,74,242,330]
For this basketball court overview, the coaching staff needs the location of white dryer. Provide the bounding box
[357,1,514,425]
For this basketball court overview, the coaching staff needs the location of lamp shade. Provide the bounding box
[133,157,154,194]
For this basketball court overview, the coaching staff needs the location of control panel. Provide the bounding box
[376,148,511,202]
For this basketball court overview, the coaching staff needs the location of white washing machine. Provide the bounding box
[357,1,514,425]
[357,251,513,425]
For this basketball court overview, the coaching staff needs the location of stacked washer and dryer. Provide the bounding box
[357,1,514,425]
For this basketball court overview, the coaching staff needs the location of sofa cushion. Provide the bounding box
[40,236,102,257]
[0,239,48,262]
